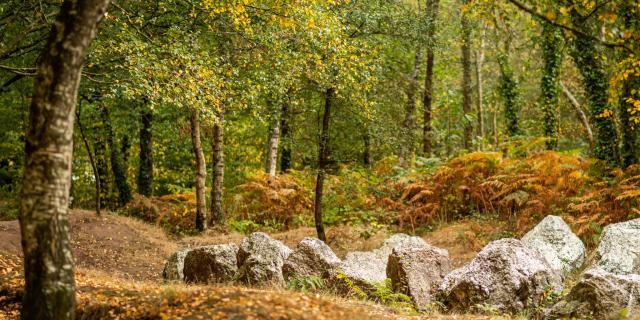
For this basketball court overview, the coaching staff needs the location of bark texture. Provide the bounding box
[101,105,132,206]
[314,88,334,242]
[460,0,473,150]
[210,110,225,226]
[20,0,110,319]
[279,101,292,173]
[475,28,486,150]
[422,0,440,156]
[137,108,153,196]
[190,109,207,231]
[266,117,280,176]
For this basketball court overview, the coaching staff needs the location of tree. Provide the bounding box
[210,110,225,226]
[568,6,618,163]
[540,21,562,150]
[138,106,153,196]
[314,87,334,242]
[422,0,440,156]
[190,109,207,231]
[19,0,110,319]
[399,50,421,166]
[460,0,473,150]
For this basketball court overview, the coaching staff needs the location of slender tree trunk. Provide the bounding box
[101,105,132,206]
[20,1,109,319]
[138,107,153,196]
[618,3,638,167]
[210,110,225,226]
[76,103,100,216]
[400,50,421,166]
[94,123,110,209]
[189,109,207,231]
[560,81,594,148]
[121,135,131,174]
[492,106,499,147]
[460,0,473,150]
[363,128,371,168]
[314,88,334,242]
[266,117,280,176]
[279,100,292,173]
[540,22,563,150]
[475,27,486,150]
[422,0,440,156]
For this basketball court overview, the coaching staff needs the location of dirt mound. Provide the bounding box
[0,210,176,281]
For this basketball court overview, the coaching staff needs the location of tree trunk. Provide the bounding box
[618,3,638,167]
[76,102,100,216]
[137,107,153,196]
[190,109,207,231]
[314,88,334,242]
[399,50,421,166]
[19,1,109,319]
[475,27,486,150]
[279,100,292,173]
[363,128,371,167]
[461,0,473,150]
[492,107,499,147]
[540,22,563,150]
[569,10,618,163]
[210,110,225,226]
[266,117,280,176]
[101,105,132,206]
[560,81,594,148]
[94,121,110,209]
[121,134,131,174]
[422,0,440,156]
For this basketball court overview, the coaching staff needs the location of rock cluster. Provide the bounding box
[160,216,640,317]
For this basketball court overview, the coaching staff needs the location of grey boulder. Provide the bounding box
[439,238,562,313]
[183,244,238,283]
[548,268,640,319]
[283,237,341,280]
[521,215,585,273]
[373,233,428,263]
[386,245,451,308]
[162,249,190,281]
[593,218,640,274]
[335,251,387,294]
[236,232,292,286]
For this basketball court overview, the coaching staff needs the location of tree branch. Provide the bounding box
[505,0,633,53]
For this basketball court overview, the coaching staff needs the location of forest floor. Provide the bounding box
[0,210,512,319]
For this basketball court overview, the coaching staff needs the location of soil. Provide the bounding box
[0,210,502,319]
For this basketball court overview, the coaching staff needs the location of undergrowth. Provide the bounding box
[119,151,640,246]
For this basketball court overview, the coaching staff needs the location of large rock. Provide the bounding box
[521,215,585,273]
[283,237,341,280]
[183,244,238,284]
[373,233,428,262]
[439,238,562,313]
[335,251,387,295]
[548,268,640,319]
[593,218,640,274]
[162,249,190,281]
[386,245,451,308]
[236,232,292,286]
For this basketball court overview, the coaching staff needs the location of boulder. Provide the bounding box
[386,245,451,308]
[183,244,238,284]
[335,251,387,294]
[521,215,585,273]
[236,232,292,286]
[162,249,190,281]
[593,218,640,274]
[283,237,341,280]
[373,233,428,263]
[548,268,640,319]
[439,238,562,313]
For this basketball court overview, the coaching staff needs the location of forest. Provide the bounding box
[1,0,640,319]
